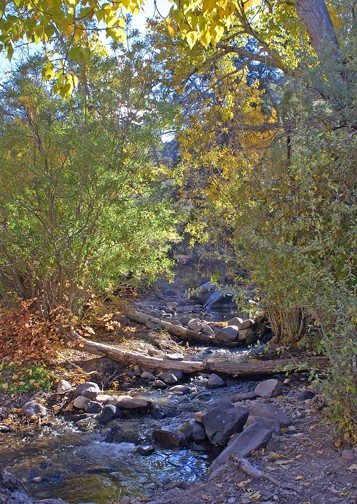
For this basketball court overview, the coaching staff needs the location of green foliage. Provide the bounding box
[0,43,179,316]
[0,362,55,393]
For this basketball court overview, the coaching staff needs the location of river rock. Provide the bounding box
[56,379,73,394]
[297,390,316,401]
[207,374,226,389]
[150,405,166,420]
[168,385,192,395]
[75,382,101,399]
[240,319,254,330]
[201,324,215,336]
[137,445,155,456]
[210,424,272,473]
[108,396,152,410]
[95,394,113,403]
[158,370,182,384]
[141,371,156,381]
[97,404,117,423]
[22,401,47,417]
[232,392,257,402]
[228,317,243,327]
[187,319,203,332]
[153,429,187,448]
[0,425,10,433]
[202,403,249,446]
[254,379,283,398]
[84,401,102,414]
[215,326,238,342]
[180,421,206,443]
[152,380,167,389]
[248,403,291,427]
[73,396,91,410]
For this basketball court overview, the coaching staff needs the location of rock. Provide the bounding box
[137,445,155,456]
[75,382,101,399]
[201,324,215,336]
[149,310,160,318]
[187,318,203,332]
[341,449,356,461]
[215,326,239,342]
[168,385,192,395]
[237,327,257,345]
[152,379,167,389]
[108,396,152,410]
[254,379,283,398]
[150,406,166,420]
[95,394,113,403]
[245,415,281,434]
[0,425,10,433]
[56,379,73,394]
[141,371,156,381]
[22,401,47,417]
[84,401,102,414]
[297,390,316,401]
[97,404,117,423]
[232,392,257,402]
[207,373,226,389]
[249,403,291,427]
[202,403,249,446]
[240,319,255,330]
[228,317,243,327]
[194,411,205,423]
[158,370,182,384]
[180,421,206,443]
[146,321,159,329]
[210,424,272,473]
[73,396,91,410]
[153,429,187,448]
[180,316,192,326]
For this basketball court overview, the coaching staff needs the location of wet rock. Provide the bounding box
[180,421,206,443]
[254,379,283,398]
[210,424,272,473]
[56,379,73,394]
[215,326,239,342]
[202,403,249,446]
[201,324,215,336]
[153,429,187,448]
[158,370,182,384]
[84,401,102,414]
[249,403,291,427]
[95,394,113,403]
[180,316,192,325]
[22,401,47,417]
[168,385,192,395]
[207,374,226,389]
[108,395,152,411]
[297,390,316,401]
[0,425,10,433]
[75,382,100,399]
[232,392,257,402]
[73,396,91,410]
[150,406,166,420]
[137,445,155,456]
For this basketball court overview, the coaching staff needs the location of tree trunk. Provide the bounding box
[68,329,329,377]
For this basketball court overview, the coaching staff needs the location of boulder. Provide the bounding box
[153,429,187,448]
[75,382,100,399]
[215,326,238,342]
[210,424,272,473]
[254,379,283,398]
[22,401,47,417]
[207,374,226,389]
[202,403,249,446]
[248,403,291,427]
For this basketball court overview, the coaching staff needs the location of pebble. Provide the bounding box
[341,449,355,461]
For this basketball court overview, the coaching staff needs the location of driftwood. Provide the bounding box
[69,329,329,377]
[124,309,240,347]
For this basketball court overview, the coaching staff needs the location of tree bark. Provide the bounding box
[68,329,329,377]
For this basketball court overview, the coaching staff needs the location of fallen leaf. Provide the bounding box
[236,479,251,488]
[294,475,304,480]
[335,438,342,447]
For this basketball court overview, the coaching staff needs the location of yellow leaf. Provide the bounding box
[347,464,357,471]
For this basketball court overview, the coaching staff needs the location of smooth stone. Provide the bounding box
[297,390,316,401]
[152,380,167,389]
[254,379,283,398]
[97,404,117,423]
[22,401,47,417]
[207,373,226,389]
[153,429,187,448]
[73,396,91,410]
[239,319,255,330]
[168,385,192,395]
[141,371,156,381]
[84,401,102,414]
[56,379,73,394]
[341,449,356,461]
[136,445,155,456]
[202,403,249,446]
[146,321,159,329]
[187,319,203,332]
[108,395,152,410]
[232,392,257,402]
[215,326,238,342]
[158,371,179,384]
[180,421,206,443]
[150,406,166,420]
[201,324,215,336]
[75,382,100,399]
[0,425,10,433]
[95,394,113,403]
[228,317,243,327]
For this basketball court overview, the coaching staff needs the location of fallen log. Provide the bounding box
[69,330,329,377]
[123,309,240,347]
